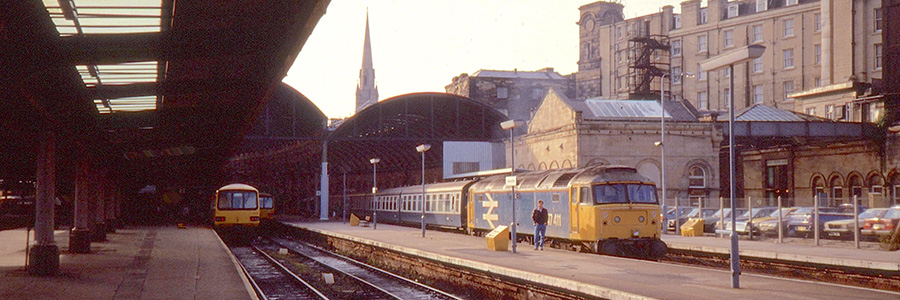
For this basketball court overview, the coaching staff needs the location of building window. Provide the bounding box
[756,0,767,12]
[727,4,739,18]
[697,91,708,110]
[783,49,794,69]
[724,88,732,106]
[816,77,822,87]
[672,66,682,84]
[616,77,623,90]
[724,30,734,47]
[831,177,844,203]
[815,13,822,32]
[672,40,682,57]
[697,34,707,52]
[752,24,763,43]
[674,15,682,29]
[753,85,763,104]
[806,107,816,116]
[815,44,821,65]
[699,8,708,25]
[783,19,794,37]
[876,44,883,69]
[723,67,731,78]
[617,26,622,39]
[698,64,707,81]
[617,51,623,63]
[786,0,798,5]
[753,57,763,73]
[689,166,706,188]
[826,105,835,120]
[497,87,508,99]
[532,88,544,100]
[783,81,794,101]
[875,8,883,32]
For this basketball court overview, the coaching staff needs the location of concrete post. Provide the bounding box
[70,144,92,253]
[319,140,329,220]
[30,131,59,276]
[91,168,106,242]
[105,178,116,233]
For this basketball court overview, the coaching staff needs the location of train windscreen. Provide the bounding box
[260,196,274,209]
[217,191,258,210]
[593,184,658,204]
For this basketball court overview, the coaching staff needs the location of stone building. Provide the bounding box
[444,68,574,123]
[513,89,722,205]
[579,0,884,119]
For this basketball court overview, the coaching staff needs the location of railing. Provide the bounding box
[661,195,896,250]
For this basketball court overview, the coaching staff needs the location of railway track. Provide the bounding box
[264,236,464,300]
[230,245,329,300]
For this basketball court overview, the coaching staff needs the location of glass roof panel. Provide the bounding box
[46,0,162,114]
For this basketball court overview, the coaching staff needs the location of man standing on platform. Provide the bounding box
[532,200,548,250]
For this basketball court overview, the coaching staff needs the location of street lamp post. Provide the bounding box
[660,73,669,236]
[370,158,380,229]
[501,119,524,254]
[416,144,431,237]
[701,45,766,289]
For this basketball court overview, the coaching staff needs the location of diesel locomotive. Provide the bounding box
[349,165,667,259]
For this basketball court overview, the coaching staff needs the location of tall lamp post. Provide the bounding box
[700,44,765,289]
[501,119,524,253]
[416,144,431,237]
[370,158,380,229]
[659,73,669,235]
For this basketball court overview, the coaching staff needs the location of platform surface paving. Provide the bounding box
[0,226,253,300]
[282,218,900,300]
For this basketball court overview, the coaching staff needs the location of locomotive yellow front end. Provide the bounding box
[568,167,667,259]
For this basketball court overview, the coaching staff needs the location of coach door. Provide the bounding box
[569,186,580,236]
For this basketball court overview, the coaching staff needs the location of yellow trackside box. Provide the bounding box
[350,214,360,226]
[485,225,510,251]
[681,218,705,237]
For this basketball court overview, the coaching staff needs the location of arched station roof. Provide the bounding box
[327,92,509,175]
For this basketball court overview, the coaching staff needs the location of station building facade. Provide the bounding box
[511,89,722,206]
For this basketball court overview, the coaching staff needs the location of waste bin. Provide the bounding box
[485,225,510,251]
[680,218,704,237]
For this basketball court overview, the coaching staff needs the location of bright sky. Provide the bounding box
[284,0,688,118]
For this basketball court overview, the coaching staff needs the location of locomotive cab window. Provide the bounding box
[628,184,658,204]
[217,191,258,210]
[579,187,590,203]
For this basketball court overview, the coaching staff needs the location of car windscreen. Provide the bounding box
[858,208,886,219]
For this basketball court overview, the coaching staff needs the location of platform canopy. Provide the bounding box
[0,0,328,187]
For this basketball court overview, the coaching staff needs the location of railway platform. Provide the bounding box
[0,226,254,300]
[279,216,900,300]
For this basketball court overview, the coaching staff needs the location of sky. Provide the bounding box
[284,0,689,118]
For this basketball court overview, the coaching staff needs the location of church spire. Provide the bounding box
[356,10,378,113]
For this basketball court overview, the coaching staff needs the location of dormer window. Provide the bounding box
[756,0,767,12]
[727,4,739,18]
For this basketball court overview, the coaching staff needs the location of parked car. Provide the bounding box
[700,208,748,233]
[753,207,799,237]
[861,206,900,238]
[664,207,696,232]
[732,207,797,236]
[824,208,888,240]
[667,207,718,232]
[787,207,851,238]
[717,207,778,233]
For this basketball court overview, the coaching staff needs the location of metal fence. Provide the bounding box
[662,195,899,250]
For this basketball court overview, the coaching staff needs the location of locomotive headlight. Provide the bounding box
[638,216,645,223]
[614,216,621,223]
[633,230,640,236]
